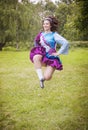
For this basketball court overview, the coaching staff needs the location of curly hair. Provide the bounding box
[43,16,59,32]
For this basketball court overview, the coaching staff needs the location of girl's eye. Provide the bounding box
[43,23,49,25]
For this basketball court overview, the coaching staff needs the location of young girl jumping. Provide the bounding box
[30,16,69,88]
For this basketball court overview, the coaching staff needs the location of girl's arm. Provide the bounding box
[54,32,69,56]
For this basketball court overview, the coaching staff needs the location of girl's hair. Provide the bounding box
[43,16,59,32]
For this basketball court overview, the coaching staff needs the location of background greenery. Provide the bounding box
[0,0,88,50]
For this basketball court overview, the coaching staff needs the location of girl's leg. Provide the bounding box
[33,54,44,88]
[44,65,55,81]
[33,54,42,69]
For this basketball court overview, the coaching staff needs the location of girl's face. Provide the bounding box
[43,20,51,32]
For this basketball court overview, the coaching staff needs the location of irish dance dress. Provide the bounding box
[30,31,69,70]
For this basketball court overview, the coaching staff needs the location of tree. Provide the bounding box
[61,0,74,4]
[75,0,88,40]
[44,0,56,14]
[0,0,39,50]
[62,3,80,40]
[0,0,18,50]
[55,3,70,34]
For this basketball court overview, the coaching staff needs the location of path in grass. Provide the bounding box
[0,48,88,130]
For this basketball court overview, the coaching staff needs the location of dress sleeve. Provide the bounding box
[34,32,42,47]
[54,32,69,55]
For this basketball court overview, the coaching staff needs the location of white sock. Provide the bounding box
[36,69,44,80]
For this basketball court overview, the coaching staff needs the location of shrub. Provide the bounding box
[69,41,88,48]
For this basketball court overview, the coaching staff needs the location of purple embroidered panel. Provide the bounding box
[34,32,42,47]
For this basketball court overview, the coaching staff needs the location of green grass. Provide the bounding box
[0,48,88,130]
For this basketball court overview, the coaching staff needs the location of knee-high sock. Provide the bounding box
[36,69,44,80]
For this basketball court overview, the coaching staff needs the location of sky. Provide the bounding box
[18,0,60,4]
[30,0,60,4]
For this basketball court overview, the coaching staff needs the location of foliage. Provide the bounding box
[0,0,42,50]
[45,1,56,13]
[0,1,17,44]
[70,41,88,48]
[75,0,88,40]
[0,0,88,51]
[61,0,75,4]
[55,3,70,33]
[62,3,80,40]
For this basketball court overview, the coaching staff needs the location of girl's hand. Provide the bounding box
[52,52,60,56]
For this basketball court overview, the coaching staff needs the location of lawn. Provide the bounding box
[0,48,88,130]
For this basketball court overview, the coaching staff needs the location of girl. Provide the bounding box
[30,16,69,88]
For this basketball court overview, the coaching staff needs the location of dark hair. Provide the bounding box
[43,16,59,32]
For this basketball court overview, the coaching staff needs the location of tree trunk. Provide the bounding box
[0,43,5,51]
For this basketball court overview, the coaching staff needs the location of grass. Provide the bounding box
[0,48,88,130]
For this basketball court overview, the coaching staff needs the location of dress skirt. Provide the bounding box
[30,46,63,70]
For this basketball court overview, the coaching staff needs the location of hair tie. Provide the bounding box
[44,18,52,22]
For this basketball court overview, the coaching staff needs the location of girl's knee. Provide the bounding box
[44,74,52,80]
[44,66,55,81]
[33,55,42,62]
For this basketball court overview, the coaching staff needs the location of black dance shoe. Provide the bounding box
[40,79,45,88]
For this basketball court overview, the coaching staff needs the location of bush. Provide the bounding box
[2,41,88,51]
[2,41,33,51]
[3,46,17,51]
[69,41,88,48]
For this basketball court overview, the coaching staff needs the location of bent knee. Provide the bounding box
[44,75,52,80]
[33,55,42,62]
